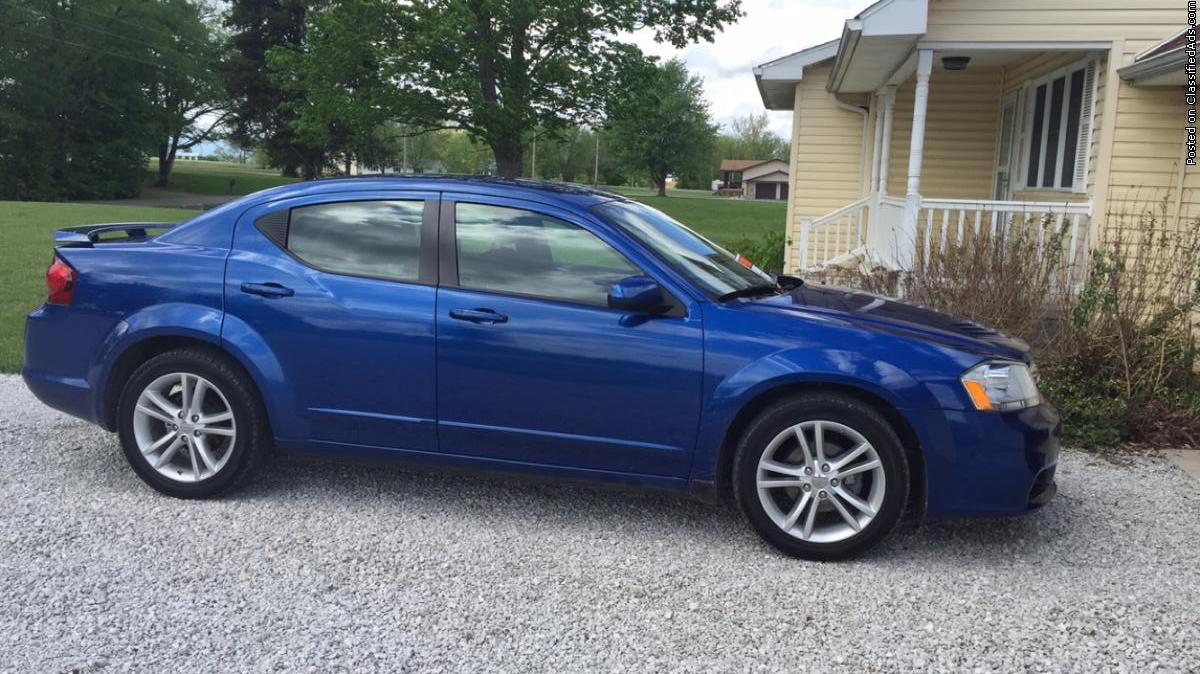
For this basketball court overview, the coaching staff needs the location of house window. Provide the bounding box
[1023,61,1095,191]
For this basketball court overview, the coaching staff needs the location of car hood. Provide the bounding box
[747,284,1030,362]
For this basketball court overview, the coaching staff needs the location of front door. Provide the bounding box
[994,90,1023,200]
[434,196,704,477]
[225,192,439,451]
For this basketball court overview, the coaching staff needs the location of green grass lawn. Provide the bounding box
[602,185,724,200]
[624,194,785,249]
[147,159,299,196]
[0,202,198,373]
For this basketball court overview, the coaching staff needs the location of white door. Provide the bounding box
[994,91,1023,200]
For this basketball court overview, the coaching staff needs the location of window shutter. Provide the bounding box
[1072,59,1098,192]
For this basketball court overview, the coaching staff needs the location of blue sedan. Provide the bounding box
[23,177,1058,560]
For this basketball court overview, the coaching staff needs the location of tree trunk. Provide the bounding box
[493,141,523,179]
[651,167,669,196]
[155,142,176,189]
[301,154,322,180]
[281,162,299,178]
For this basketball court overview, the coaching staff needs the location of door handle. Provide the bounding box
[240,282,294,298]
[448,308,508,324]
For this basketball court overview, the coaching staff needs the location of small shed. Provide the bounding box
[742,159,790,201]
[718,159,763,190]
[717,159,789,200]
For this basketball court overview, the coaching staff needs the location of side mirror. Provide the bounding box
[608,275,668,313]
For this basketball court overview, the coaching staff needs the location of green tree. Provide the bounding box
[268,0,741,178]
[692,113,790,189]
[607,59,717,196]
[223,0,326,179]
[530,126,595,182]
[0,0,170,199]
[728,112,789,161]
[147,0,230,187]
[437,130,495,174]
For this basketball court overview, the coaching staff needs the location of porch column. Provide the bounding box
[899,50,933,270]
[877,85,896,194]
[870,94,885,193]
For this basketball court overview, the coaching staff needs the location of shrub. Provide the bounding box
[732,229,787,276]
[1058,204,1200,446]
[835,204,1200,448]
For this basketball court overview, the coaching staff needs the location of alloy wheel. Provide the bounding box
[131,372,237,483]
[755,420,886,544]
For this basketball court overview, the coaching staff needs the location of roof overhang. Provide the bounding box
[827,0,929,93]
[752,39,840,110]
[1119,30,1193,87]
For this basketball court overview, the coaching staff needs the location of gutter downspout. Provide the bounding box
[832,94,870,198]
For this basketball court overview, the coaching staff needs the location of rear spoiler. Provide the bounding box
[55,222,176,248]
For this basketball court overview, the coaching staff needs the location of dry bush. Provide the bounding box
[826,214,1077,353]
[903,214,1075,351]
[818,202,1200,448]
[1063,202,1200,445]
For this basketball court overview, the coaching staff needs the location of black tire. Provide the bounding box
[117,347,271,498]
[732,393,909,561]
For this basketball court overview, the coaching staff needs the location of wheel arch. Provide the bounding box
[100,335,270,437]
[712,381,926,519]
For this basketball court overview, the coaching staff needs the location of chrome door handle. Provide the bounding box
[448,308,508,324]
[240,282,294,298]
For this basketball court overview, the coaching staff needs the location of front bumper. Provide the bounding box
[915,399,1061,519]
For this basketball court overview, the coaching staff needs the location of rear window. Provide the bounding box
[287,201,423,281]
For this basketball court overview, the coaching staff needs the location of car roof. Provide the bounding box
[246,175,630,209]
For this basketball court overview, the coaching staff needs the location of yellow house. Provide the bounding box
[754,0,1195,274]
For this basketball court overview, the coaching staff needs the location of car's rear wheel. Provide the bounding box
[733,393,909,560]
[117,348,269,498]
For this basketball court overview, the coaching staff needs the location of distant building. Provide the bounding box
[718,159,790,200]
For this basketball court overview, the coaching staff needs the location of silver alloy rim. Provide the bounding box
[755,420,886,544]
[132,372,237,483]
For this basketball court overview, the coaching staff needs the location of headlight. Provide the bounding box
[961,361,1040,412]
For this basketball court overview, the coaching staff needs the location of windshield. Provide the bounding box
[592,200,773,299]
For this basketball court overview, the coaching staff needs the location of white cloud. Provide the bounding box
[627,0,861,139]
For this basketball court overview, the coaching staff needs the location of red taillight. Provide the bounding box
[46,256,76,305]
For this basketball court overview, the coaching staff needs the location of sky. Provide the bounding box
[629,0,862,140]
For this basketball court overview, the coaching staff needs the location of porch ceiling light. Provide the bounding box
[942,56,971,71]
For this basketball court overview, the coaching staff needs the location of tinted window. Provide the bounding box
[455,203,638,306]
[592,200,771,299]
[288,201,423,281]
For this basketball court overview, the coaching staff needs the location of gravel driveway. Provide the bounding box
[2,375,1198,673]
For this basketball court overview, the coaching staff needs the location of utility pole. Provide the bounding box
[401,124,409,174]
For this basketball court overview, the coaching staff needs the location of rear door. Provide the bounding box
[434,195,705,477]
[224,191,440,451]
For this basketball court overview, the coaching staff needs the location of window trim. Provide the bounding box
[253,196,440,286]
[1017,57,1096,194]
[440,197,687,317]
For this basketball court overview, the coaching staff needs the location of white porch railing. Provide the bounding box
[795,194,1091,277]
[795,197,870,271]
[915,198,1090,271]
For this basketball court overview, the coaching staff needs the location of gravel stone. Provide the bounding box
[1,374,1198,672]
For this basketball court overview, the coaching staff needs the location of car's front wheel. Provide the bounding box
[733,393,909,560]
[117,347,270,498]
